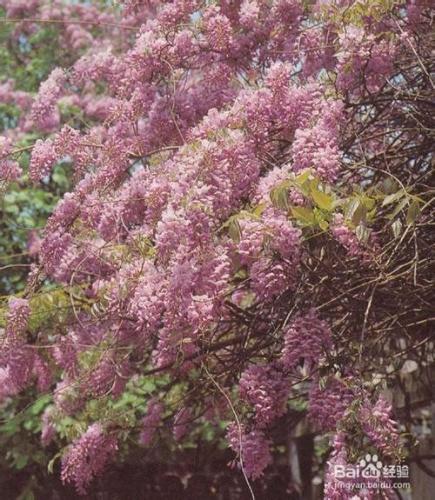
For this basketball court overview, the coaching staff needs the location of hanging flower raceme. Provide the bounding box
[0,137,22,182]
[0,298,33,400]
[308,377,355,431]
[61,423,118,495]
[173,406,192,441]
[4,297,30,340]
[29,139,57,182]
[226,423,272,480]
[31,68,65,129]
[139,398,164,446]
[281,309,332,372]
[359,396,401,458]
[0,0,428,494]
[239,363,289,427]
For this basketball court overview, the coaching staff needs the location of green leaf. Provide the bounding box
[345,198,360,221]
[391,219,402,238]
[0,418,19,436]
[228,218,242,243]
[351,202,367,226]
[311,188,333,211]
[355,224,371,243]
[318,219,329,231]
[291,206,316,226]
[294,169,311,186]
[141,379,157,393]
[382,189,405,207]
[30,394,51,415]
[362,196,376,210]
[406,200,420,225]
[15,455,28,470]
[386,197,408,220]
[252,203,266,217]
[270,185,289,210]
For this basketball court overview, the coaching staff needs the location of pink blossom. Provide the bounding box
[5,297,30,340]
[61,423,118,495]
[41,406,56,447]
[173,407,192,441]
[29,139,57,182]
[227,424,272,479]
[308,377,354,431]
[239,364,289,427]
[139,398,164,446]
[0,136,22,182]
[360,396,401,457]
[281,309,332,371]
[331,214,364,257]
[31,68,65,127]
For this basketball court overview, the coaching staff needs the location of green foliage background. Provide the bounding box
[0,9,73,495]
[0,8,72,295]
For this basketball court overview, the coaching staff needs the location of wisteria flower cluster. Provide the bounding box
[0,0,429,496]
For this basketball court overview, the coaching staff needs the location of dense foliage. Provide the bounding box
[0,0,434,498]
